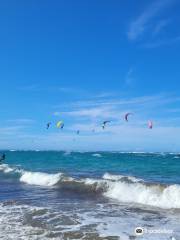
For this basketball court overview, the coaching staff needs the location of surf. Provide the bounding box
[1,164,180,209]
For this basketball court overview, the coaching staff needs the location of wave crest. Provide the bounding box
[1,165,180,209]
[20,171,64,186]
[0,164,15,173]
[105,180,180,209]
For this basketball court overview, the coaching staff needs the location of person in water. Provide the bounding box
[0,153,6,163]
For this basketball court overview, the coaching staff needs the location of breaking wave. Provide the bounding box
[92,153,102,158]
[0,164,15,173]
[1,164,180,209]
[20,172,64,186]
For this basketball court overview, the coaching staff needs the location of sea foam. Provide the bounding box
[0,164,16,173]
[104,180,180,209]
[92,153,102,157]
[1,164,180,209]
[20,171,63,186]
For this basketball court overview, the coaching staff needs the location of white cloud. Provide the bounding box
[0,126,24,136]
[18,85,84,95]
[153,19,170,35]
[93,92,117,98]
[1,125,180,152]
[127,0,173,40]
[67,93,179,111]
[1,92,180,151]
[7,119,35,125]
[125,67,134,86]
[167,108,180,113]
[62,107,117,119]
[52,93,180,138]
[143,36,180,48]
[18,85,38,91]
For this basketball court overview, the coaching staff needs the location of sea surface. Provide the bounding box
[0,151,180,240]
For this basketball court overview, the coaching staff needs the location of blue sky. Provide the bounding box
[1,0,180,151]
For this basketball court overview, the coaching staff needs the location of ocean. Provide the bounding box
[0,151,180,240]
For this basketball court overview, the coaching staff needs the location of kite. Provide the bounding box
[56,121,64,129]
[125,113,133,122]
[148,120,153,129]
[46,122,51,129]
[102,121,111,129]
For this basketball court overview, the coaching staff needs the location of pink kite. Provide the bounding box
[148,120,153,129]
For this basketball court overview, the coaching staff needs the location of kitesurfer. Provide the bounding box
[0,153,6,163]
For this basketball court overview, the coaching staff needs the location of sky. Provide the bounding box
[1,0,180,151]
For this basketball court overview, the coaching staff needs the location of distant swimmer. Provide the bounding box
[0,153,6,163]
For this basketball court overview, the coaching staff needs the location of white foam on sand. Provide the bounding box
[0,203,51,240]
[0,197,180,239]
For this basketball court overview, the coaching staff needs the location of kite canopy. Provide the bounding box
[102,121,111,129]
[148,120,153,129]
[56,121,64,129]
[76,130,80,135]
[46,122,51,129]
[125,113,132,122]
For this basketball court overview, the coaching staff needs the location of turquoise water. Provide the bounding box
[3,151,180,184]
[0,151,180,239]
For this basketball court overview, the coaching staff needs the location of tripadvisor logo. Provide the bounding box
[135,227,144,236]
